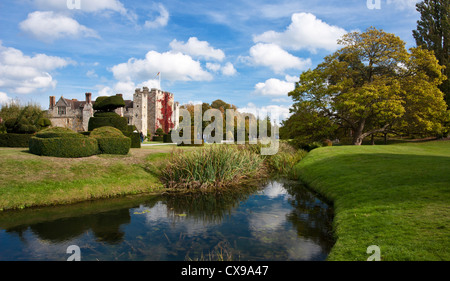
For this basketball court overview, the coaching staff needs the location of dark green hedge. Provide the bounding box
[163,133,172,143]
[88,116,128,132]
[36,127,81,139]
[95,137,131,155]
[0,133,34,147]
[29,136,98,158]
[93,95,125,111]
[123,131,141,148]
[152,136,164,142]
[93,111,120,117]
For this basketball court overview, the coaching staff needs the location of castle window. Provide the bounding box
[58,106,66,115]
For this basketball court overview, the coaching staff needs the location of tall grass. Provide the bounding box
[160,145,265,189]
[264,142,308,178]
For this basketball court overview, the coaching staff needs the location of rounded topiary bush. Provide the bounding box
[29,127,98,158]
[36,127,83,138]
[90,126,131,155]
[88,116,128,132]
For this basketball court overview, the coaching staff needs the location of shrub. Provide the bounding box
[160,145,265,189]
[36,118,52,129]
[90,126,131,155]
[152,135,164,142]
[4,117,37,134]
[0,133,34,147]
[36,127,83,139]
[88,116,128,132]
[124,125,140,148]
[155,128,164,136]
[95,138,131,155]
[124,131,141,148]
[163,133,172,143]
[29,136,98,158]
[93,95,125,112]
[90,126,125,138]
[93,111,120,117]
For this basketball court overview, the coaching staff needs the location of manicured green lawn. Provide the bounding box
[0,147,176,211]
[295,141,450,261]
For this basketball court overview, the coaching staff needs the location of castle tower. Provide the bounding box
[133,87,149,134]
[147,88,177,134]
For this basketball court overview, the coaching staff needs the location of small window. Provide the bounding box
[58,106,66,115]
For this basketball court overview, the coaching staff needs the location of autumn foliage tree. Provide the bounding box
[287,27,447,145]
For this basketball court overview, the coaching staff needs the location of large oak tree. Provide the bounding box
[288,27,447,145]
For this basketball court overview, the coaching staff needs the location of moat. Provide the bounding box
[0,179,334,261]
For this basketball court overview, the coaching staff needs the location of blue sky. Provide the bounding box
[0,0,421,122]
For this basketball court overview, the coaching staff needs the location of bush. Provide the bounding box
[155,128,164,136]
[36,118,52,129]
[93,111,120,117]
[90,126,125,138]
[36,127,83,139]
[95,138,131,155]
[90,126,131,155]
[152,135,164,142]
[124,131,141,148]
[124,125,140,148]
[29,136,98,158]
[0,133,34,147]
[4,117,37,134]
[163,133,172,143]
[88,116,128,132]
[93,95,125,112]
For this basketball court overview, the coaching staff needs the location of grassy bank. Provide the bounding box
[295,141,450,261]
[0,146,179,211]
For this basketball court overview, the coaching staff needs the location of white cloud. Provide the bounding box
[254,77,295,96]
[170,37,225,61]
[111,50,213,83]
[0,43,70,94]
[206,62,237,76]
[19,11,99,42]
[247,43,311,74]
[221,62,237,76]
[34,0,128,14]
[0,92,11,104]
[86,70,98,78]
[239,102,292,124]
[97,79,160,100]
[206,62,221,72]
[144,3,169,29]
[253,12,347,53]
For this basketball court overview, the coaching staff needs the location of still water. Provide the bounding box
[0,180,334,261]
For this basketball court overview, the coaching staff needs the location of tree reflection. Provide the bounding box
[283,180,335,252]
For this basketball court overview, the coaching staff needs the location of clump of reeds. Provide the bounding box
[160,145,265,189]
[264,142,308,178]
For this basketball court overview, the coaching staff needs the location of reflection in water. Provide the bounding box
[0,180,334,261]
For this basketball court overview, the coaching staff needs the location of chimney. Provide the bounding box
[117,93,123,98]
[85,92,92,104]
[50,96,55,109]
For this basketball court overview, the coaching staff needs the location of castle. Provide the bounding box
[47,87,180,135]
